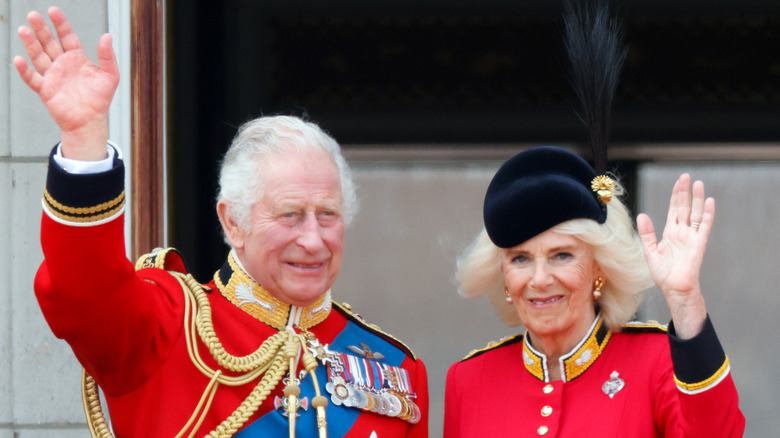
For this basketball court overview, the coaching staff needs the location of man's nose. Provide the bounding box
[296,213,325,252]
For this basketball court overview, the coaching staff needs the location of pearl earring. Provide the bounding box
[593,276,604,299]
[504,285,513,304]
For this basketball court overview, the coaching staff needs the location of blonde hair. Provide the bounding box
[456,180,653,331]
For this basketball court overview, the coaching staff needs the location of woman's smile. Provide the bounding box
[501,229,599,352]
[528,295,564,306]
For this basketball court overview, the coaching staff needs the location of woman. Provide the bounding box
[443,145,745,437]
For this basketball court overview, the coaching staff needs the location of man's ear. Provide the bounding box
[217,200,245,250]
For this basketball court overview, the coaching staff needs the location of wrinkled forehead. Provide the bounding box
[258,150,343,202]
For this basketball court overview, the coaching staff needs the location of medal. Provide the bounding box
[385,393,404,417]
[408,399,421,424]
[273,395,309,417]
[399,396,415,421]
[362,389,376,411]
[323,345,419,423]
[326,376,351,406]
[351,385,369,409]
[373,392,389,415]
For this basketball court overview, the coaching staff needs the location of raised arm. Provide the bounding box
[636,173,714,339]
[14,6,119,161]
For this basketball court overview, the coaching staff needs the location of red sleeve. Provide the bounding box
[675,373,744,437]
[35,148,185,397]
[35,213,186,396]
[654,316,746,437]
[406,358,429,438]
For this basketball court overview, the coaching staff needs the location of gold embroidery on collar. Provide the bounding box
[563,317,611,381]
[522,315,611,382]
[214,253,331,330]
[522,341,546,381]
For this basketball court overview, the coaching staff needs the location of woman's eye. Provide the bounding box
[512,255,528,264]
[555,252,573,261]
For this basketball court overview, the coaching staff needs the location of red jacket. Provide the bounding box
[444,316,744,437]
[35,147,429,437]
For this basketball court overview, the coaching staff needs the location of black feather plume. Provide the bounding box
[563,0,626,174]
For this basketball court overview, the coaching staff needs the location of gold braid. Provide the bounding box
[298,333,329,438]
[81,370,113,438]
[83,272,312,438]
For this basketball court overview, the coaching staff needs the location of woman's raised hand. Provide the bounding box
[14,7,119,160]
[637,173,714,339]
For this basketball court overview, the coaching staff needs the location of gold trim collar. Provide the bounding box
[214,251,331,331]
[522,314,612,382]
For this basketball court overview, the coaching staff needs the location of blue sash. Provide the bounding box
[235,320,409,437]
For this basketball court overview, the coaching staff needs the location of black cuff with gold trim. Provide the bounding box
[668,315,727,386]
[44,145,125,223]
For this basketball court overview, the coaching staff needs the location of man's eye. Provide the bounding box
[320,209,343,219]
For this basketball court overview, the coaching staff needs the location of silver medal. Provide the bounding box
[385,393,403,417]
[326,376,352,406]
[408,399,421,424]
[350,385,369,409]
[375,392,389,415]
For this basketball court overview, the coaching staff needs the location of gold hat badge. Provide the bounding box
[591,175,615,204]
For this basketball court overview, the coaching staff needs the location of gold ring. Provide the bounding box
[690,221,700,230]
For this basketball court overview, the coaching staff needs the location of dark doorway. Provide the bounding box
[168,0,780,281]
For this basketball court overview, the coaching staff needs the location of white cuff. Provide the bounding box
[53,143,117,174]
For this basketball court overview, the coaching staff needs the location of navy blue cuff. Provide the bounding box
[44,144,125,223]
[668,315,727,386]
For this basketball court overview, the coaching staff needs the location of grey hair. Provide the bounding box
[217,115,359,238]
[455,179,654,331]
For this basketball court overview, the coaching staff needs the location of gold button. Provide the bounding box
[543,384,554,394]
[537,425,549,435]
[541,405,553,417]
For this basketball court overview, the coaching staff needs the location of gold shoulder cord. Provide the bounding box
[82,272,328,438]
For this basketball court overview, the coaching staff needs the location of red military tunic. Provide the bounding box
[34,147,429,437]
[444,314,744,437]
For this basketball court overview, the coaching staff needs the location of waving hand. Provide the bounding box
[14,7,119,160]
[636,174,714,339]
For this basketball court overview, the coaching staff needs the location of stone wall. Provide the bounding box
[3,1,108,436]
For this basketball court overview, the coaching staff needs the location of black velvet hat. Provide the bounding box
[483,146,608,248]
[483,1,625,249]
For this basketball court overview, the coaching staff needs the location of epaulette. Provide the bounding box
[134,247,188,274]
[621,319,668,334]
[332,302,418,361]
[461,334,524,362]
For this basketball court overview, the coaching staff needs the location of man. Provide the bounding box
[15,7,428,437]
